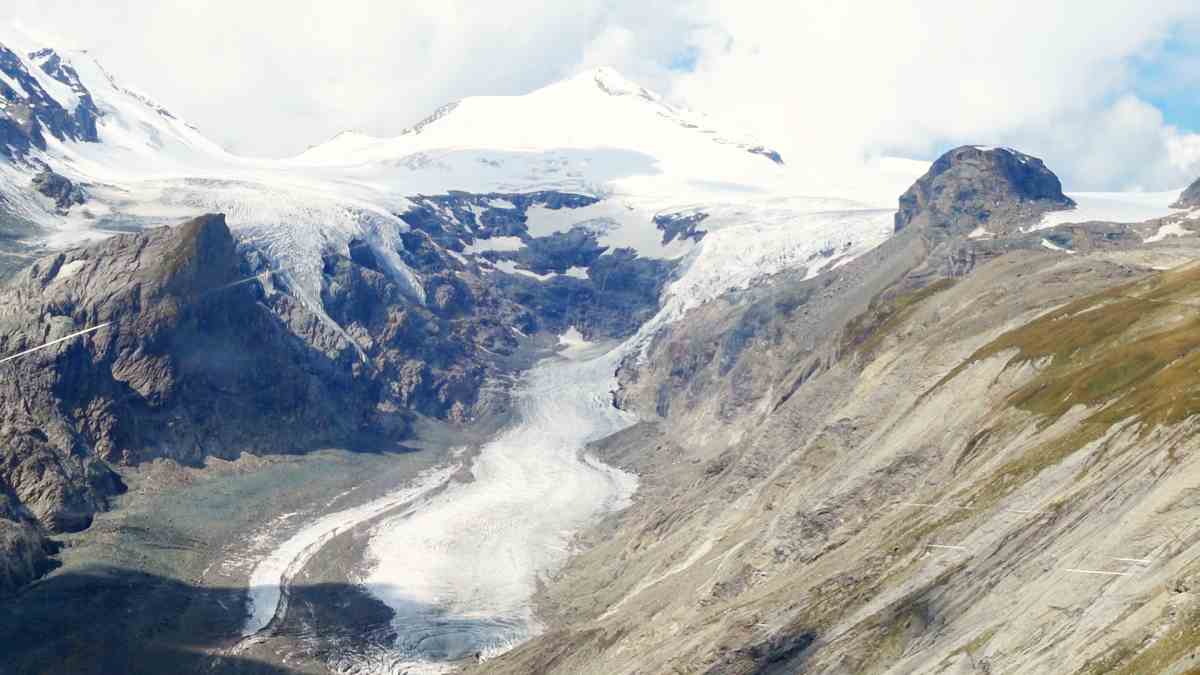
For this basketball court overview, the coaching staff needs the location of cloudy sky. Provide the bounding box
[4,1,1200,191]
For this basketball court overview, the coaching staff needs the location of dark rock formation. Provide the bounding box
[319,243,504,419]
[747,145,785,165]
[0,189,684,593]
[397,190,676,340]
[894,145,1074,236]
[0,43,100,159]
[398,191,599,250]
[655,211,709,244]
[31,168,86,211]
[0,479,56,595]
[1172,176,1200,209]
[0,214,415,592]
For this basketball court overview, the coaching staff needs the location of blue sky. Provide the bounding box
[1133,30,1200,133]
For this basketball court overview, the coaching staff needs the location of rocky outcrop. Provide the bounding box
[485,149,1200,674]
[894,145,1074,236]
[1172,176,1200,209]
[318,241,514,420]
[0,43,100,159]
[0,214,414,589]
[0,190,680,594]
[31,168,86,211]
[0,479,55,595]
[654,211,708,244]
[747,145,784,165]
[397,189,676,340]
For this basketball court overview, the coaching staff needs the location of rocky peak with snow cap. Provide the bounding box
[0,40,100,158]
[894,145,1074,236]
[581,65,658,100]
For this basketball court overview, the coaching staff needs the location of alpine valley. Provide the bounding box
[3,24,1200,675]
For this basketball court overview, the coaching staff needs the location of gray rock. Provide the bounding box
[0,215,400,561]
[894,145,1074,236]
[396,189,676,340]
[31,168,86,212]
[0,478,54,596]
[485,147,1200,675]
[0,43,100,160]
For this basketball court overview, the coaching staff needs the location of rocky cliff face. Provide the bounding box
[0,43,100,159]
[0,216,388,540]
[31,166,86,212]
[0,186,679,595]
[395,190,675,340]
[0,214,416,593]
[0,480,56,596]
[484,149,1200,675]
[894,145,1074,235]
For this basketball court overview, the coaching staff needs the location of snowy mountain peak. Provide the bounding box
[292,65,788,184]
[573,65,657,100]
[0,37,896,337]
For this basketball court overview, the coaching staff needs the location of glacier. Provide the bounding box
[0,24,945,673]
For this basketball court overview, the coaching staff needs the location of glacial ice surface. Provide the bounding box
[353,340,637,670]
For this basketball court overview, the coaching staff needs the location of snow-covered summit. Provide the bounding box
[292,64,785,186]
[0,27,926,344]
[578,65,657,99]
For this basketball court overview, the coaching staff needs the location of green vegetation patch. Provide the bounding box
[926,262,1200,506]
[1078,604,1200,675]
[945,262,1200,435]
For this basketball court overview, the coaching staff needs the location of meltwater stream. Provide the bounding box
[240,337,638,673]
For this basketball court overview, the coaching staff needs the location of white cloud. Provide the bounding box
[672,0,1200,190]
[3,1,1200,190]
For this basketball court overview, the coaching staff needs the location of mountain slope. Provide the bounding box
[7,25,1200,675]
[478,150,1200,674]
[0,29,909,605]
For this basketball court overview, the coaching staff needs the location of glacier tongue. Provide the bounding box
[341,203,893,672]
[0,29,935,672]
[355,340,637,669]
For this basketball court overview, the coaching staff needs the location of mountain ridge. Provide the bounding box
[6,23,1200,675]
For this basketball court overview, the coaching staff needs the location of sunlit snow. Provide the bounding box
[1,27,932,673]
[1037,190,1186,229]
[357,346,638,668]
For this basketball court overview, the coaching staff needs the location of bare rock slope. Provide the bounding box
[0,215,399,591]
[0,189,677,596]
[483,153,1200,674]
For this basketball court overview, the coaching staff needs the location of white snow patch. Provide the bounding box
[53,259,87,281]
[557,327,594,360]
[968,226,991,239]
[463,236,525,254]
[1037,190,1186,229]
[492,259,554,280]
[1145,221,1193,243]
[628,207,894,355]
[526,199,693,260]
[1041,238,1075,253]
